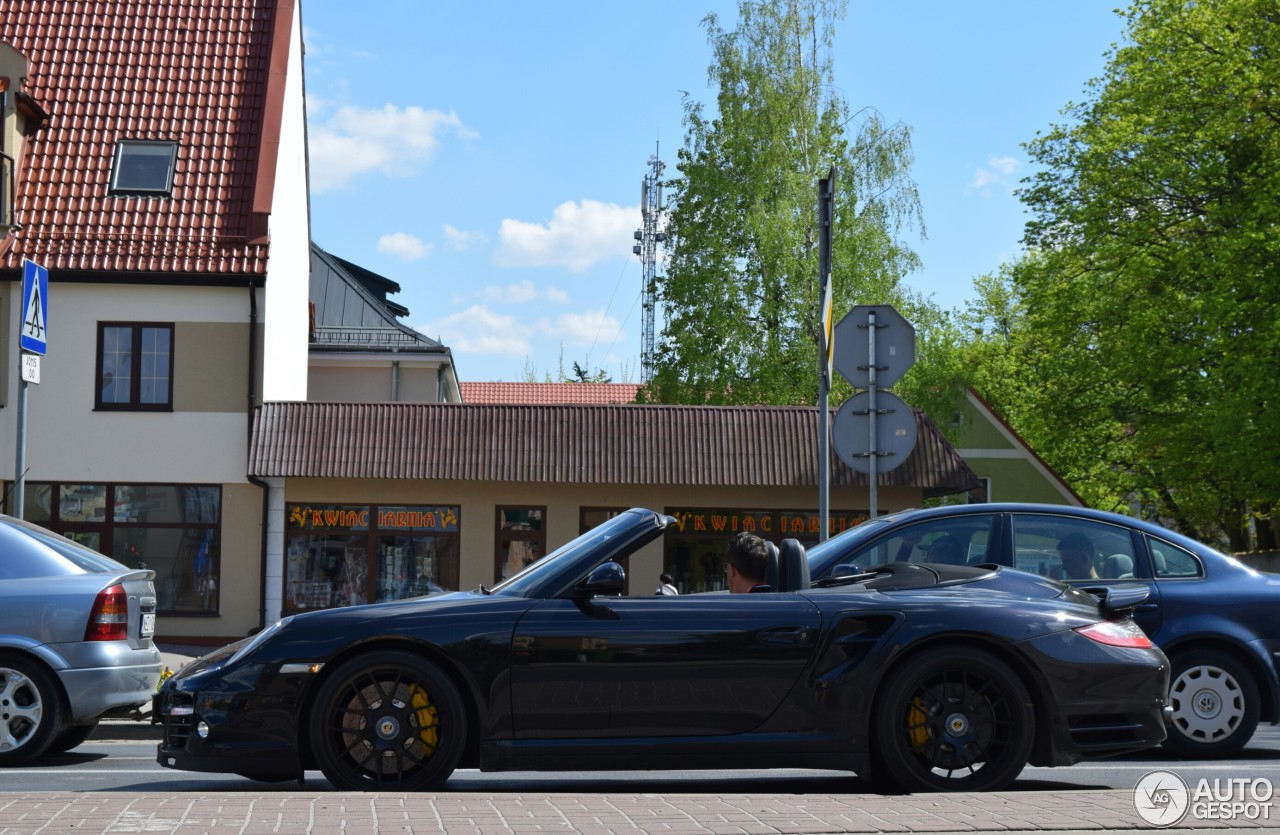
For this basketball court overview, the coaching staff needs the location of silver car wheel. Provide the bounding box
[1169,663,1245,744]
[0,666,44,753]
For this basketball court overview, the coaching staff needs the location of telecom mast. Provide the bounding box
[632,144,665,383]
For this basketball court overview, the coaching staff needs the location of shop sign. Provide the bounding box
[288,504,459,533]
[669,509,867,537]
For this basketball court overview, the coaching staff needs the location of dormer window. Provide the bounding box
[109,140,177,196]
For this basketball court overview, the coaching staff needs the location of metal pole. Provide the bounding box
[817,167,834,542]
[14,374,26,518]
[867,311,878,519]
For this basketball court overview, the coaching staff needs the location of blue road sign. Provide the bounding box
[21,259,48,355]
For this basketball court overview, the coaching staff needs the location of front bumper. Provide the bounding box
[153,661,311,780]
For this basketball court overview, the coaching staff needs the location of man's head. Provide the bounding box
[726,531,769,593]
[1057,532,1094,578]
[660,573,674,586]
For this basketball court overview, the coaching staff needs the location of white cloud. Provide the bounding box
[308,103,477,193]
[377,232,433,261]
[989,155,1019,175]
[480,280,570,305]
[442,224,487,252]
[419,303,622,366]
[967,155,1023,198]
[536,309,622,347]
[419,306,530,357]
[494,200,636,272]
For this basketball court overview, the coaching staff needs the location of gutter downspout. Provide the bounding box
[247,279,271,634]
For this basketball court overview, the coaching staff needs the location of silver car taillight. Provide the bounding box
[85,583,129,641]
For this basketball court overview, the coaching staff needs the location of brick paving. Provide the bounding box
[0,790,1268,835]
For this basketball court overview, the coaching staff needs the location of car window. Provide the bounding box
[0,516,129,579]
[1146,536,1204,579]
[816,514,997,577]
[1011,514,1138,581]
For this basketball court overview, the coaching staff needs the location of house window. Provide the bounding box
[5,481,222,615]
[109,140,178,196]
[96,323,173,410]
[496,506,545,582]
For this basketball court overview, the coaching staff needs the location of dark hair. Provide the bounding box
[1057,533,1093,557]
[726,531,769,583]
[659,573,673,585]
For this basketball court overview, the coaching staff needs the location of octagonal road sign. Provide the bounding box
[831,390,918,475]
[832,304,914,389]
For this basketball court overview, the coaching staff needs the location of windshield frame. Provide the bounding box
[491,508,672,598]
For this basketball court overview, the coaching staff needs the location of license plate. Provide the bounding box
[141,612,156,638]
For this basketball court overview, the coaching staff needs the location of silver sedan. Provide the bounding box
[0,515,161,763]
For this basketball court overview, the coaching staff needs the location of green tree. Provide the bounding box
[648,0,930,410]
[988,0,1280,546]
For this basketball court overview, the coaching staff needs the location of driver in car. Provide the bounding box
[726,531,772,593]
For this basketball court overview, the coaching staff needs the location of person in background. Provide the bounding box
[726,531,771,593]
[925,535,966,565]
[655,573,679,595]
[1058,532,1098,579]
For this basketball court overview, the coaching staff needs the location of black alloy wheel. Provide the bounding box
[873,646,1034,793]
[1163,650,1260,758]
[309,650,467,791]
[0,654,65,766]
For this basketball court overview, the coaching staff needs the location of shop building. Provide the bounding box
[247,399,983,627]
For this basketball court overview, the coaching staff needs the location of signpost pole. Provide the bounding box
[867,310,878,519]
[817,167,835,541]
[15,258,49,520]
[13,374,25,519]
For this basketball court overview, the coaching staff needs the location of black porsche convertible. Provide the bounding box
[155,508,1170,793]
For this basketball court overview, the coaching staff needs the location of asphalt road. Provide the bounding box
[5,726,1278,795]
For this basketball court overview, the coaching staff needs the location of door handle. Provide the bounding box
[758,626,810,644]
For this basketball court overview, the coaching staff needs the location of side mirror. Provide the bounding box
[576,561,626,598]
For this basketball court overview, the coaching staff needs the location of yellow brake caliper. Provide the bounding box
[410,684,440,755]
[907,697,931,749]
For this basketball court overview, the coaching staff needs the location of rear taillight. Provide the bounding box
[1074,619,1153,648]
[86,584,129,641]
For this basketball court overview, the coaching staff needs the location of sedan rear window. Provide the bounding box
[0,516,129,578]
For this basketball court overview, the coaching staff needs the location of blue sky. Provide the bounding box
[301,1,1126,383]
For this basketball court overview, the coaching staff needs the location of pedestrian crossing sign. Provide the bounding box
[21,258,48,355]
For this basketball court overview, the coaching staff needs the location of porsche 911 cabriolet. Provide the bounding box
[155,508,1170,793]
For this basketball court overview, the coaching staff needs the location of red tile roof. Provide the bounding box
[0,0,294,275]
[460,381,642,405]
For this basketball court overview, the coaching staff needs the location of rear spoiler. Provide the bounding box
[1080,584,1150,618]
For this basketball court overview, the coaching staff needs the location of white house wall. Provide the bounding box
[260,2,310,403]
[0,283,255,484]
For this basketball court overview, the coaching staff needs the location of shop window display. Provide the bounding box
[284,503,460,613]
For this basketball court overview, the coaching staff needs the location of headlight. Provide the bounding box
[226,616,292,666]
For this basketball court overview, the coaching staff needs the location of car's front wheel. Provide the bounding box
[0,654,65,766]
[1163,650,1259,757]
[309,650,467,791]
[872,647,1034,793]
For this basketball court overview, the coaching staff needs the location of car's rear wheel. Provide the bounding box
[873,647,1034,793]
[309,650,466,791]
[0,655,65,766]
[46,722,99,755]
[1163,650,1259,758]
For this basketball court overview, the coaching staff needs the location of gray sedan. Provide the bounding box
[0,515,161,763]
